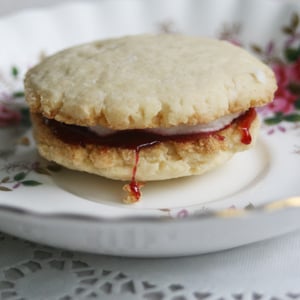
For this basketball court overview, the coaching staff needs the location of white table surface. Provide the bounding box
[1,0,300,299]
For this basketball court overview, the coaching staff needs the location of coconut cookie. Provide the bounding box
[24,34,277,203]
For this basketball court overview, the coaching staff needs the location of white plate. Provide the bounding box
[0,0,300,257]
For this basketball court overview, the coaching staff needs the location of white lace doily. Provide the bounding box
[1,229,300,300]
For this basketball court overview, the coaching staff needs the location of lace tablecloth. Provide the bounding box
[1,229,300,300]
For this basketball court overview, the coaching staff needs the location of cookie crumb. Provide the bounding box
[123,181,144,204]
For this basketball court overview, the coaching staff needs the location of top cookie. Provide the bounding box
[24,34,276,129]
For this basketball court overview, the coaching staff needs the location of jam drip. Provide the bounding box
[123,148,143,203]
[236,108,257,145]
[44,108,256,203]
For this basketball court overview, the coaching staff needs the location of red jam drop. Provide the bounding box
[236,108,257,145]
[129,148,141,202]
[129,180,141,202]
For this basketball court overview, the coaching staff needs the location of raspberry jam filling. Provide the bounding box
[44,108,256,148]
[43,108,256,202]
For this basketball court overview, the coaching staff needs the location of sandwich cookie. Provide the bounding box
[24,34,277,203]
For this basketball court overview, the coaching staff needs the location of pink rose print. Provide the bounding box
[266,62,297,114]
[221,13,300,128]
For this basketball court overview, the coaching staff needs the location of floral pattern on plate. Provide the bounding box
[220,13,300,131]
